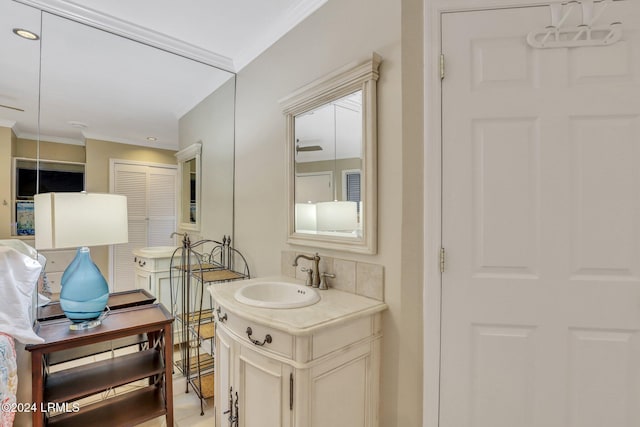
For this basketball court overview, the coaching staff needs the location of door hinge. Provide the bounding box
[440,247,445,273]
[440,54,445,80]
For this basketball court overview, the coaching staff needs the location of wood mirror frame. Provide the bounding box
[175,142,201,231]
[281,53,380,254]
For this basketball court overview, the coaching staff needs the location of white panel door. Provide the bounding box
[296,172,333,203]
[441,3,640,427]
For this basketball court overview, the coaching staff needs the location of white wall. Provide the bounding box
[231,0,424,425]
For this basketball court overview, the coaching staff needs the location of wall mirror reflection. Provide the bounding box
[186,160,197,221]
[282,54,380,254]
[0,0,236,292]
[294,91,363,235]
[176,142,202,230]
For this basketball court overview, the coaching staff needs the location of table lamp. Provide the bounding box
[34,192,128,330]
[316,200,358,232]
[295,202,317,232]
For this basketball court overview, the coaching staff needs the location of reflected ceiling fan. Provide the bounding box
[0,103,24,112]
[295,138,322,153]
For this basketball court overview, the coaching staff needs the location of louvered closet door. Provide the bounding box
[112,162,177,292]
[148,168,177,246]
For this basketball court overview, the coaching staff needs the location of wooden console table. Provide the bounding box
[37,289,156,322]
[26,304,174,427]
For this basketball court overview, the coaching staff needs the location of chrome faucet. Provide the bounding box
[319,272,335,290]
[293,253,321,287]
[170,232,189,247]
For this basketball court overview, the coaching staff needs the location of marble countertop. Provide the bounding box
[207,276,387,336]
[132,246,179,259]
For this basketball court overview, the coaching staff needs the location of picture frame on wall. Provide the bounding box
[16,201,35,235]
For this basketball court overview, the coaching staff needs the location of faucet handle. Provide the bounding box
[301,267,313,286]
[319,272,335,290]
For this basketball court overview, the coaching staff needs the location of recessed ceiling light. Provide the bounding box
[12,28,39,41]
[146,136,157,142]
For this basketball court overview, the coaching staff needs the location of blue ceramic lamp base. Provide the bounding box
[59,247,110,330]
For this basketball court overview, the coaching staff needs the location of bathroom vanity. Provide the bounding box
[208,276,386,427]
[132,246,178,311]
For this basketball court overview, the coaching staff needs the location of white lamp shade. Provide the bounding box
[316,201,358,232]
[295,203,317,231]
[34,192,128,250]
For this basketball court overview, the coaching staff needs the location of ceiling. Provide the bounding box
[0,0,327,149]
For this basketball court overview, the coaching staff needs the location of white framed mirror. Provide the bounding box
[176,142,202,231]
[281,53,380,254]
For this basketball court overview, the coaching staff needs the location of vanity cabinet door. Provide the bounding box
[156,271,174,312]
[237,345,293,427]
[135,270,152,293]
[307,340,379,427]
[215,326,235,427]
[134,258,175,312]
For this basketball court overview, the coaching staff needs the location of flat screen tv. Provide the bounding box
[15,160,85,199]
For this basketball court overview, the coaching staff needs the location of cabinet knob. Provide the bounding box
[216,307,228,323]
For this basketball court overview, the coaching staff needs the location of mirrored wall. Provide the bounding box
[1,0,236,240]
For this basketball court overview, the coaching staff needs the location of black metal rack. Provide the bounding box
[169,234,250,415]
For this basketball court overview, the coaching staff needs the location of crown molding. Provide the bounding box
[15,0,236,72]
[0,119,17,129]
[17,131,85,146]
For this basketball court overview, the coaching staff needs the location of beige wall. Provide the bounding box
[400,0,425,422]
[231,0,424,424]
[14,138,85,163]
[0,127,13,238]
[84,138,176,193]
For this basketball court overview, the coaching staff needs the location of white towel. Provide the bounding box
[0,246,44,345]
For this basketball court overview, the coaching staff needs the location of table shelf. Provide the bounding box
[45,349,163,403]
[47,386,166,427]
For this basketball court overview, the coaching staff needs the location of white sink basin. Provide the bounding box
[234,281,320,309]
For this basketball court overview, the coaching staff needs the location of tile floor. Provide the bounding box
[140,375,215,427]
